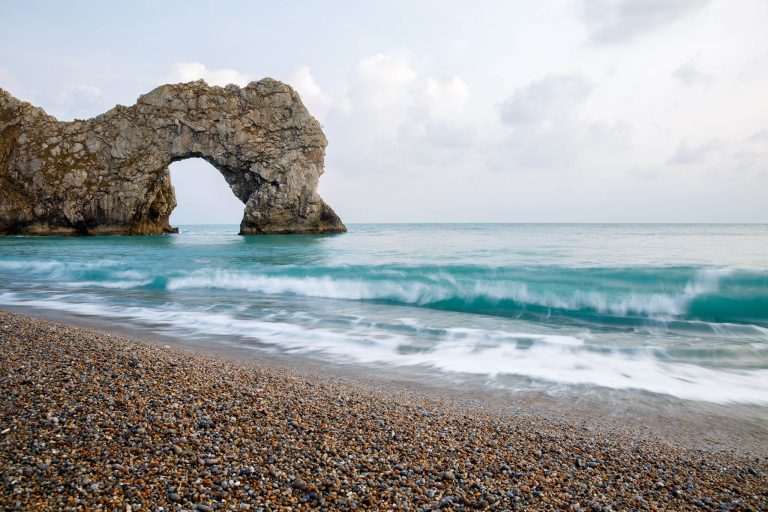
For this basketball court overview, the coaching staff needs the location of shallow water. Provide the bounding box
[1,223,767,404]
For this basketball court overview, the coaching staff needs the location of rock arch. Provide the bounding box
[0,79,346,235]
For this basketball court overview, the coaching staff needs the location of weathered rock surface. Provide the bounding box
[0,79,345,235]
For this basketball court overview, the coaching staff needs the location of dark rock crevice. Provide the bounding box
[0,79,346,235]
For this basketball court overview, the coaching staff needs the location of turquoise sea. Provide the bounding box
[1,224,767,404]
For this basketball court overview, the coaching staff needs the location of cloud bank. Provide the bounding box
[1,0,766,222]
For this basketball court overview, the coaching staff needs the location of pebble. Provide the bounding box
[0,311,766,510]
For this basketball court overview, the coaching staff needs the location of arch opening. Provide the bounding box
[168,158,244,231]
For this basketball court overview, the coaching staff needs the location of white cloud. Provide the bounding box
[666,132,768,176]
[746,129,768,146]
[668,138,723,165]
[0,67,19,93]
[418,76,469,119]
[290,65,334,122]
[350,53,418,112]
[494,74,608,170]
[322,52,476,173]
[674,57,714,86]
[168,62,250,87]
[498,74,592,126]
[46,85,106,120]
[56,85,102,105]
[580,0,710,44]
[734,129,768,173]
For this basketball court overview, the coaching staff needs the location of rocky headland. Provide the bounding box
[0,80,345,235]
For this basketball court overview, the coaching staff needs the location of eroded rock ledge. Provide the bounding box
[0,79,346,235]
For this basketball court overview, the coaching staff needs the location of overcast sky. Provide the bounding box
[2,0,767,223]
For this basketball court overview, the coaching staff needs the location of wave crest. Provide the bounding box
[164,266,765,325]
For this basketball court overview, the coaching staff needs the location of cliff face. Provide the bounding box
[0,79,346,235]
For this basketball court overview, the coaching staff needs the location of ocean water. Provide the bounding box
[1,224,767,405]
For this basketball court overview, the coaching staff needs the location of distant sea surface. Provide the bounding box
[1,224,767,405]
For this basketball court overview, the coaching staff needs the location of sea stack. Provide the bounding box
[0,79,346,235]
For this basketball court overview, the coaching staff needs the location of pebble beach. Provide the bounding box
[1,310,766,511]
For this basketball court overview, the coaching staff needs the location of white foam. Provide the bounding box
[0,260,63,272]
[685,268,731,295]
[440,327,584,347]
[0,259,117,272]
[64,280,153,290]
[111,270,148,280]
[398,342,768,404]
[167,272,452,304]
[1,292,766,405]
[163,268,732,320]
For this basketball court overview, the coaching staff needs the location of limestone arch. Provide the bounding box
[0,79,346,235]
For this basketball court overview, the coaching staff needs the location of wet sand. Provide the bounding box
[1,310,766,510]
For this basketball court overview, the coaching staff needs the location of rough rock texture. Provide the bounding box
[0,80,345,235]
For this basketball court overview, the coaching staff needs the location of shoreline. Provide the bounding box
[4,305,768,459]
[1,310,766,510]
